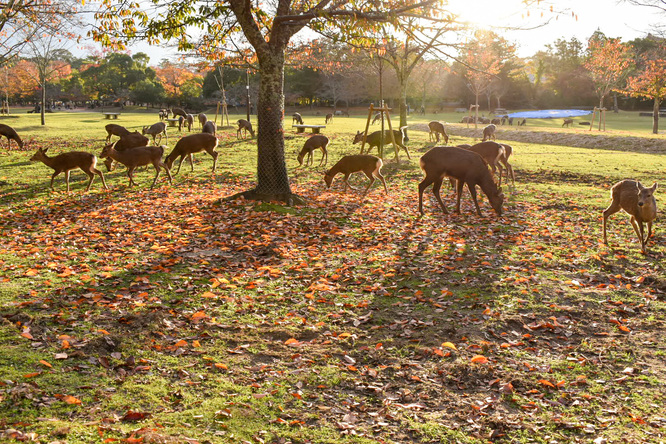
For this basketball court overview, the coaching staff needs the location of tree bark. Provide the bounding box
[653,97,660,135]
[40,84,46,126]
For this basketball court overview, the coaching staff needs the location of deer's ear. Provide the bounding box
[651,182,658,192]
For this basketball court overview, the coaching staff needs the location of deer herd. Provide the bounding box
[0,110,658,254]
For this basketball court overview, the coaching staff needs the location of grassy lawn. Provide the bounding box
[0,109,665,443]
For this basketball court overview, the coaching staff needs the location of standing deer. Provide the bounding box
[602,179,658,254]
[297,134,328,167]
[103,131,149,172]
[202,120,217,136]
[184,114,195,132]
[237,119,255,139]
[142,122,168,145]
[418,146,504,217]
[0,123,24,149]
[165,133,219,174]
[325,113,333,124]
[498,143,515,190]
[464,141,505,180]
[100,143,172,188]
[428,121,449,144]
[198,113,208,129]
[104,124,131,143]
[171,107,187,118]
[562,118,574,127]
[324,155,387,194]
[353,128,410,159]
[482,124,497,141]
[30,147,108,192]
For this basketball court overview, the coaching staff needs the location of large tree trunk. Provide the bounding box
[229,49,303,205]
[653,97,660,135]
[40,84,46,126]
[399,78,408,128]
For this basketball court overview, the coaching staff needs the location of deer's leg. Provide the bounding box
[94,168,108,190]
[467,183,483,217]
[188,153,195,172]
[362,170,376,194]
[401,143,411,160]
[602,200,622,244]
[342,173,352,192]
[646,220,653,241]
[319,147,327,167]
[454,180,465,213]
[375,169,388,194]
[210,151,219,172]
[84,168,95,191]
[432,178,448,214]
[629,216,646,252]
[127,167,137,187]
[161,161,173,185]
[151,163,161,189]
[65,170,71,193]
[50,171,59,190]
[175,156,185,175]
[418,177,435,215]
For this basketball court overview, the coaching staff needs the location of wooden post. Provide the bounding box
[360,103,400,161]
[589,107,597,132]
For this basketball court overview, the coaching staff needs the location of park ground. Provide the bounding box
[0,108,665,443]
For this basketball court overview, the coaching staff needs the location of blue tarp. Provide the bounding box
[507,109,592,119]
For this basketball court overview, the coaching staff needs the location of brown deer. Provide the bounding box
[198,113,208,129]
[184,114,194,132]
[482,124,497,141]
[353,128,410,159]
[142,122,168,145]
[325,113,333,124]
[100,143,172,188]
[159,109,169,120]
[171,107,187,118]
[602,179,658,254]
[30,147,108,192]
[105,124,131,143]
[165,133,219,174]
[498,143,515,189]
[464,141,505,180]
[427,121,449,144]
[324,155,387,194]
[237,119,255,139]
[562,118,574,127]
[418,146,504,217]
[202,120,217,136]
[103,131,149,172]
[297,134,329,167]
[0,123,24,149]
[292,113,304,125]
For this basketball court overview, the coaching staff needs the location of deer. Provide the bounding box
[498,143,515,190]
[198,113,208,129]
[292,113,304,125]
[0,123,24,149]
[184,114,194,132]
[491,118,501,125]
[142,122,168,145]
[202,120,217,136]
[104,124,131,143]
[159,109,169,120]
[371,112,382,125]
[602,179,658,254]
[353,127,410,160]
[428,121,449,144]
[418,146,504,217]
[517,118,526,126]
[100,143,172,189]
[171,107,187,118]
[237,119,255,139]
[297,134,329,167]
[103,131,149,172]
[324,155,387,194]
[325,113,333,124]
[30,147,108,193]
[482,124,497,141]
[464,141,505,181]
[165,133,219,174]
[562,118,574,127]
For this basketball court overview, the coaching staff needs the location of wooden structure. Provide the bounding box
[103,112,120,119]
[358,102,400,161]
[589,107,607,131]
[166,118,181,128]
[214,101,230,127]
[292,124,325,134]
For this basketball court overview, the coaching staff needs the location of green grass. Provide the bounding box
[0,109,664,443]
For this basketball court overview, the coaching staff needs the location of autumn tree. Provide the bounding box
[92,0,443,204]
[584,35,633,111]
[155,62,204,107]
[623,46,666,134]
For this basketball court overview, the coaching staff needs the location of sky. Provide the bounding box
[77,0,662,64]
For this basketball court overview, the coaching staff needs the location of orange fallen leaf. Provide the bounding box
[39,360,52,368]
[174,339,188,347]
[441,341,457,350]
[471,355,489,364]
[62,395,82,405]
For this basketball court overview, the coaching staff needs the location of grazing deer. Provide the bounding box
[482,124,497,141]
[324,155,387,194]
[498,143,516,190]
[602,179,658,254]
[142,122,168,145]
[237,119,255,139]
[292,113,304,125]
[491,118,501,125]
[103,131,149,172]
[297,134,329,167]
[562,118,574,127]
[325,113,333,124]
[202,120,217,136]
[30,147,108,192]
[418,146,504,217]
[183,114,194,132]
[104,124,131,143]
[428,121,449,144]
[100,143,172,189]
[0,123,24,149]
[159,109,169,120]
[517,118,526,126]
[165,133,219,174]
[198,113,207,129]
[353,128,410,159]
[171,107,187,118]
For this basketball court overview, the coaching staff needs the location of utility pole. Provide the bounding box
[246,70,251,121]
